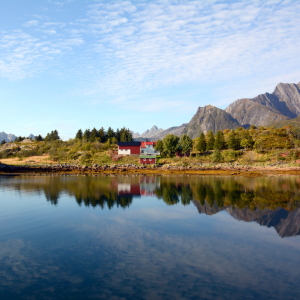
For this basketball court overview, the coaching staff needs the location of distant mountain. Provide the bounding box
[182,105,240,138]
[133,124,187,141]
[0,132,36,143]
[225,82,300,127]
[0,132,17,143]
[135,81,300,140]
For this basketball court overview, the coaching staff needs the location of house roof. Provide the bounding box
[118,142,141,146]
[139,155,157,159]
[141,141,156,148]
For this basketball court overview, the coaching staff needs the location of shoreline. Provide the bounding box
[1,163,300,177]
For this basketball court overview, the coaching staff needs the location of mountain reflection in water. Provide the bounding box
[1,174,300,238]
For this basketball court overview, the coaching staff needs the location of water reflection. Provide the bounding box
[1,175,300,238]
[1,175,300,299]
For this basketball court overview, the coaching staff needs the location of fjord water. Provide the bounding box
[1,175,300,300]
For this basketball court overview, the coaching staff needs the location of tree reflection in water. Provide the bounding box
[1,174,300,237]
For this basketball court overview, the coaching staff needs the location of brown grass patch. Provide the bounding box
[0,154,56,165]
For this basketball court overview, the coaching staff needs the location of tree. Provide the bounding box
[98,127,106,143]
[15,136,26,142]
[227,130,240,150]
[1,140,6,145]
[107,127,115,139]
[83,129,91,142]
[163,134,180,157]
[44,130,60,141]
[75,129,83,140]
[197,132,206,152]
[119,127,133,142]
[154,139,164,156]
[214,131,225,150]
[90,128,98,142]
[240,131,254,149]
[35,135,44,142]
[52,130,60,140]
[211,149,223,162]
[107,137,118,144]
[206,131,215,150]
[179,134,193,155]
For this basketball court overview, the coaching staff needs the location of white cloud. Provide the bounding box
[74,0,300,104]
[23,20,39,27]
[2,0,300,108]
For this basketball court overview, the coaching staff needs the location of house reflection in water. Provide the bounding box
[117,176,160,197]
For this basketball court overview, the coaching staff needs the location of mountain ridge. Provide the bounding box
[136,81,300,139]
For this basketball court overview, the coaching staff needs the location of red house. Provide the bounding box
[139,155,157,164]
[118,142,141,156]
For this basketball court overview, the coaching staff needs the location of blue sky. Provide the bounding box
[1,0,300,139]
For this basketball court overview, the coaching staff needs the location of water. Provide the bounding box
[0,174,300,300]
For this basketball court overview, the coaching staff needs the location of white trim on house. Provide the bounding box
[118,149,131,155]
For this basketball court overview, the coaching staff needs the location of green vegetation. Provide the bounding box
[1,124,300,166]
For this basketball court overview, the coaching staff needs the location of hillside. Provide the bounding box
[270,116,300,129]
[182,105,240,137]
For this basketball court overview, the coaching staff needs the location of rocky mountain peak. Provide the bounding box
[182,105,240,138]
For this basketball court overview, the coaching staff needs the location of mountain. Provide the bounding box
[133,81,300,140]
[227,207,300,238]
[193,200,300,238]
[0,132,17,143]
[225,82,300,127]
[133,124,187,141]
[182,105,240,138]
[273,82,300,115]
[270,116,300,129]
[0,132,36,143]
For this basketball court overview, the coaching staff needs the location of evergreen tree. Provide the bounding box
[1,140,6,145]
[52,130,60,140]
[227,130,240,150]
[119,127,133,142]
[107,127,115,139]
[35,135,44,142]
[116,128,121,142]
[214,131,225,150]
[90,128,98,142]
[44,133,51,141]
[179,134,193,155]
[83,129,91,142]
[206,131,215,150]
[75,129,83,140]
[98,127,106,143]
[15,136,24,142]
[197,132,206,152]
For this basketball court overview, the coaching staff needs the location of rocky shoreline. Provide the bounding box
[1,162,300,176]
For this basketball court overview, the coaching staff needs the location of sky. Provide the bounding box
[1,0,300,140]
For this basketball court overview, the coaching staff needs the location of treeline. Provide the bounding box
[155,125,300,158]
[74,127,133,143]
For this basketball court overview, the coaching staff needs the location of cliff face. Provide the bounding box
[225,82,300,127]
[273,82,300,115]
[182,105,240,137]
[225,98,291,127]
